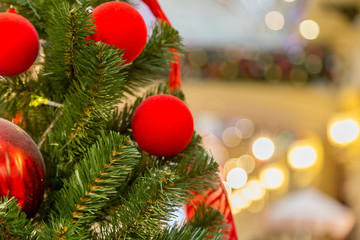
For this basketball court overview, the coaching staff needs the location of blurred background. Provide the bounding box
[140,0,360,239]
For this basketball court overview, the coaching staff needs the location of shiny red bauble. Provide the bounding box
[0,118,45,216]
[131,94,194,157]
[0,12,39,76]
[91,1,147,63]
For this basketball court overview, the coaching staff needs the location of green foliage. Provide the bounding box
[0,0,226,239]
[0,196,37,239]
[43,2,95,100]
[123,21,184,95]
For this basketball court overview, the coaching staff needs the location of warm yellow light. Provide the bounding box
[299,20,320,40]
[288,145,317,169]
[222,127,242,147]
[227,168,248,189]
[252,137,275,160]
[260,167,284,190]
[230,190,251,209]
[242,180,265,201]
[265,11,285,31]
[329,119,359,146]
[283,0,295,2]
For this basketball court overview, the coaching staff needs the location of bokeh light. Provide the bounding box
[288,144,317,169]
[235,118,255,139]
[222,127,242,147]
[230,190,252,209]
[260,167,284,190]
[252,137,275,160]
[242,180,266,200]
[299,20,320,40]
[227,168,248,189]
[328,119,360,146]
[265,11,285,31]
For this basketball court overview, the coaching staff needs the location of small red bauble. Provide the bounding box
[131,94,194,157]
[91,2,147,63]
[0,12,39,76]
[0,118,45,217]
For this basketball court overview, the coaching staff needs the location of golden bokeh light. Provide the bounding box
[299,20,320,40]
[265,11,285,31]
[242,180,266,201]
[328,118,360,146]
[260,167,284,190]
[252,137,275,160]
[227,167,248,189]
[230,190,252,210]
[288,144,317,169]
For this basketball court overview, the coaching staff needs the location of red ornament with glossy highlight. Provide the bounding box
[131,94,194,157]
[0,11,39,76]
[91,1,147,63]
[0,118,45,216]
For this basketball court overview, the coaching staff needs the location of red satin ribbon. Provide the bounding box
[142,0,182,92]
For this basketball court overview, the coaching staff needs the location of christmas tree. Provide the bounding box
[0,0,228,239]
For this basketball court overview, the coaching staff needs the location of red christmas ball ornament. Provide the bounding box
[91,1,147,63]
[0,118,45,217]
[0,11,39,76]
[131,94,194,157]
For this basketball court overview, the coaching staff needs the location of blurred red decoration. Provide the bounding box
[0,118,45,216]
[186,181,238,239]
[131,94,194,157]
[91,1,147,63]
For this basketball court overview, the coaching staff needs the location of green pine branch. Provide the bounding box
[43,2,95,100]
[45,132,140,238]
[188,203,226,238]
[0,196,37,240]
[123,21,184,96]
[43,42,127,175]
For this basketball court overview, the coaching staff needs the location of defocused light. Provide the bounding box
[188,49,208,67]
[222,181,232,195]
[230,190,251,209]
[264,63,282,83]
[239,154,255,174]
[222,127,242,147]
[288,144,317,169]
[283,0,295,2]
[299,20,320,40]
[227,168,248,189]
[265,11,285,31]
[242,180,266,200]
[328,119,359,146]
[290,68,308,86]
[252,137,275,160]
[260,167,284,190]
[305,54,323,74]
[236,118,255,139]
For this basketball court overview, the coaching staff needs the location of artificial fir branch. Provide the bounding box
[44,2,95,100]
[0,196,37,239]
[123,21,184,96]
[100,147,219,239]
[188,203,226,238]
[43,43,127,173]
[49,132,140,238]
[152,225,220,240]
